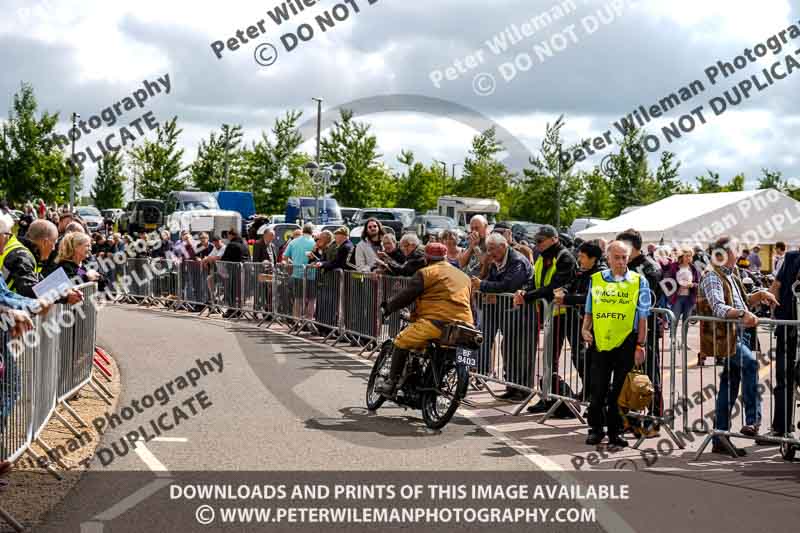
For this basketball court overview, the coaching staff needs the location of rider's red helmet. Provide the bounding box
[424,242,447,261]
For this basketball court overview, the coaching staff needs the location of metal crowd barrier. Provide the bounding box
[243,262,274,322]
[125,257,154,304]
[470,293,549,416]
[338,271,382,352]
[176,259,210,312]
[682,313,800,459]
[149,258,178,307]
[213,261,244,317]
[1,283,103,531]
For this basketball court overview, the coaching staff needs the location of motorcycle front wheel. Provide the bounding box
[421,362,469,430]
[366,341,393,411]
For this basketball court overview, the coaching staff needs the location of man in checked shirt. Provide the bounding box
[697,236,778,457]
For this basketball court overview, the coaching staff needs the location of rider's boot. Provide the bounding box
[377,347,410,397]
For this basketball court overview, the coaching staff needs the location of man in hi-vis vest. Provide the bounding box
[581,240,652,448]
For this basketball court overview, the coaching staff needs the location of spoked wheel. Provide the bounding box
[780,440,797,461]
[421,362,469,430]
[366,341,393,411]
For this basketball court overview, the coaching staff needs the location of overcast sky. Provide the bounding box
[2,0,799,199]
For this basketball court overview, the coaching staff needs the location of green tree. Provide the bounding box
[606,128,659,216]
[722,173,745,192]
[758,168,786,191]
[512,116,580,226]
[394,150,440,213]
[91,151,126,209]
[694,170,722,193]
[579,169,613,219]
[654,151,683,199]
[242,110,308,214]
[320,109,385,208]
[190,124,245,192]
[0,82,76,204]
[455,126,516,203]
[130,117,186,201]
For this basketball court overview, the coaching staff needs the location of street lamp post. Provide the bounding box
[304,161,346,224]
[312,98,323,222]
[434,160,448,196]
[70,112,80,210]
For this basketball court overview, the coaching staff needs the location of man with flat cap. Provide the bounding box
[513,224,577,412]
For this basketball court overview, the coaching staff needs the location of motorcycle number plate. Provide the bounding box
[456,348,477,367]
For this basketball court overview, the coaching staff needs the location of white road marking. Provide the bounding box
[271,343,287,364]
[134,443,170,477]
[151,437,188,443]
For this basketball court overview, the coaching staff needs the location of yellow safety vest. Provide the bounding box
[534,253,566,316]
[0,236,41,290]
[590,270,641,352]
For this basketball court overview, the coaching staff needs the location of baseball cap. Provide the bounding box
[492,221,513,232]
[533,225,558,241]
[424,242,447,260]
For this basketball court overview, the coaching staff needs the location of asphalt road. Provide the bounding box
[35,305,800,533]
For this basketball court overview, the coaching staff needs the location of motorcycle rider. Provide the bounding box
[377,242,474,396]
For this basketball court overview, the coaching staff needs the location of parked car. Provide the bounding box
[509,222,543,245]
[569,217,605,235]
[119,199,165,235]
[351,208,411,236]
[77,206,104,233]
[101,208,125,223]
[411,215,460,244]
[340,207,360,225]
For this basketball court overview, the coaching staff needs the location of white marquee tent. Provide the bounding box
[575,189,800,247]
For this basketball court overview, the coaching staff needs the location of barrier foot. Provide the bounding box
[693,434,714,461]
[90,377,114,405]
[540,399,563,424]
[511,391,539,416]
[663,424,685,450]
[25,447,62,480]
[322,328,337,344]
[60,400,89,428]
[0,505,25,532]
[563,400,586,425]
[53,410,84,439]
[34,438,69,470]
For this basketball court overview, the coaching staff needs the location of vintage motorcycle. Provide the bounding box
[365,313,482,430]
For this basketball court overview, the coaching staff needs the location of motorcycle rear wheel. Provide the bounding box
[421,362,469,430]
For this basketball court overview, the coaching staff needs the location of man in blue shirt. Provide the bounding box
[283,223,317,319]
[582,240,652,447]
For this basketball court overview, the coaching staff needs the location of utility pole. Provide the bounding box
[555,148,562,230]
[222,133,230,191]
[70,112,80,211]
[312,97,323,223]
